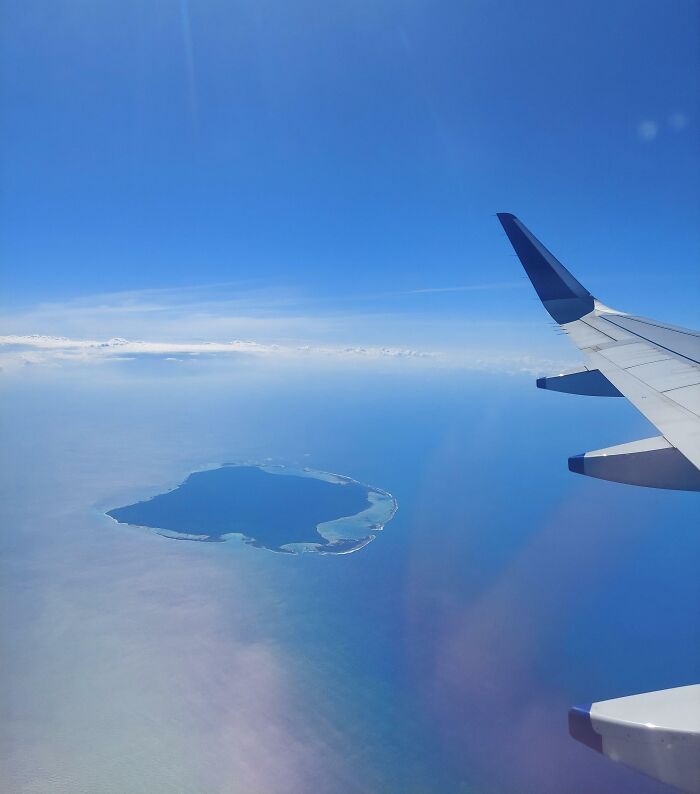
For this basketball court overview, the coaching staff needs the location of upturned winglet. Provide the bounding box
[497,213,594,323]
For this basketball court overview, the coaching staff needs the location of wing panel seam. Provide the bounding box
[600,316,700,366]
[617,315,700,340]
[662,381,700,395]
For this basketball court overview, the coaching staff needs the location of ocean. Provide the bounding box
[1,361,697,793]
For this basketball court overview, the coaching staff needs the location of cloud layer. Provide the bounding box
[0,333,433,367]
[0,281,574,376]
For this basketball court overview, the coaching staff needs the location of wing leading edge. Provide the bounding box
[498,213,700,792]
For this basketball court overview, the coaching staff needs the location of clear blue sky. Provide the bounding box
[2,0,699,325]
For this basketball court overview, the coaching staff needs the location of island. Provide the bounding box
[106,463,397,555]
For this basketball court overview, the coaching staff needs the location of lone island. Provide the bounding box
[106,464,397,555]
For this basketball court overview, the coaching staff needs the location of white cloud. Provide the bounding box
[0,332,574,379]
[0,333,435,368]
[402,282,523,295]
[637,120,658,141]
[0,282,574,376]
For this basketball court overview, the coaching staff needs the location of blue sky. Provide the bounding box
[1,0,699,342]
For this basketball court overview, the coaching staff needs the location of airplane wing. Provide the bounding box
[570,685,700,793]
[498,213,700,793]
[497,212,700,492]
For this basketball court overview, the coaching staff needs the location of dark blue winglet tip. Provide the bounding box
[568,454,586,475]
[536,376,547,390]
[568,704,603,753]
[495,211,595,323]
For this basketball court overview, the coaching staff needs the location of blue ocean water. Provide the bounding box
[2,366,698,793]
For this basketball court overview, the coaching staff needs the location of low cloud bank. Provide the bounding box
[0,333,572,378]
[0,283,575,376]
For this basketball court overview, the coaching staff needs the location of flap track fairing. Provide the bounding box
[568,436,700,491]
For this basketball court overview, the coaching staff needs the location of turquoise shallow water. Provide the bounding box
[2,367,698,793]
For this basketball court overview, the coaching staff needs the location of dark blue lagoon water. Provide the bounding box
[106,464,397,553]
